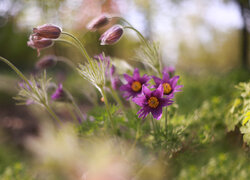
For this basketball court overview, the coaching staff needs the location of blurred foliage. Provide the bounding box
[227,81,250,145]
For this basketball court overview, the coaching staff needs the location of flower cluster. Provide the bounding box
[120,68,183,120]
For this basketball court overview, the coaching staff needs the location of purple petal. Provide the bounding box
[152,84,164,98]
[133,68,140,79]
[123,74,133,83]
[162,72,170,82]
[140,74,151,84]
[151,108,163,120]
[137,106,150,119]
[152,76,162,86]
[132,95,147,106]
[142,85,151,98]
[170,76,180,87]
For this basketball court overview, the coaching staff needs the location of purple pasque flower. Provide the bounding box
[94,53,110,73]
[100,25,123,45]
[51,84,66,101]
[120,68,150,100]
[133,85,173,120]
[33,24,62,39]
[27,34,53,56]
[152,72,183,98]
[94,54,121,90]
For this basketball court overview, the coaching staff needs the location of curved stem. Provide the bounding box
[61,32,91,62]
[57,56,76,70]
[0,56,31,88]
[111,16,133,27]
[44,104,61,124]
[124,26,150,49]
[54,39,86,59]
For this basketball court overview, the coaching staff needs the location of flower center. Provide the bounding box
[131,81,142,92]
[163,83,172,95]
[148,97,159,109]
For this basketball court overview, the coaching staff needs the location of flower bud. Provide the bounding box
[51,84,67,101]
[33,24,62,39]
[87,14,109,31]
[36,55,57,69]
[27,35,54,56]
[100,25,124,45]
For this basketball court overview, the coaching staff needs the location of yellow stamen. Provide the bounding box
[131,81,142,92]
[163,83,172,95]
[148,97,159,109]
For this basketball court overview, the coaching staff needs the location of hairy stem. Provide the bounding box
[100,87,115,131]
[61,32,91,62]
[44,104,61,124]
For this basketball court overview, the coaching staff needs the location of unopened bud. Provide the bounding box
[27,35,53,56]
[33,24,62,39]
[36,55,57,69]
[100,97,104,102]
[87,14,109,31]
[51,84,67,101]
[100,25,123,45]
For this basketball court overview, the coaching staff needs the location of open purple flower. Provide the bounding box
[152,72,183,98]
[133,85,173,120]
[120,68,150,100]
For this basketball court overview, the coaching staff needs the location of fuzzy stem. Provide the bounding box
[100,87,115,131]
[165,107,168,134]
[56,56,77,70]
[44,104,61,124]
[112,16,133,27]
[124,26,150,49]
[151,115,157,136]
[66,103,79,124]
[109,87,127,120]
[61,32,91,62]
[54,39,86,59]
[0,56,32,88]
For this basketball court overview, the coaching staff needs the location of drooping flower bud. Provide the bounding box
[36,55,57,69]
[87,14,109,31]
[33,24,62,39]
[100,25,124,45]
[27,35,54,56]
[51,84,67,101]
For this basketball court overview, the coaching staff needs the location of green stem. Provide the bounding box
[44,104,61,124]
[0,56,31,89]
[110,87,127,120]
[165,107,168,134]
[61,31,91,62]
[66,103,79,124]
[54,39,86,59]
[100,87,115,131]
[57,56,76,70]
[112,16,133,27]
[124,26,149,48]
[151,116,157,136]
